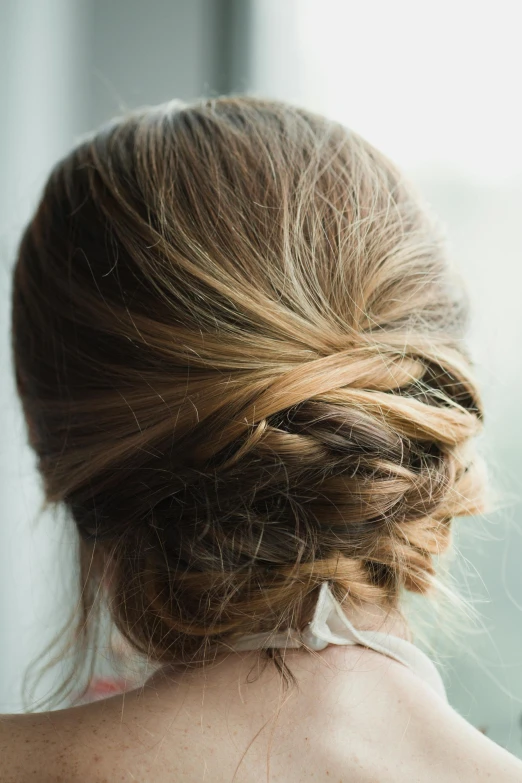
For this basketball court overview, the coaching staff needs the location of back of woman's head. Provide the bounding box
[11,96,484,684]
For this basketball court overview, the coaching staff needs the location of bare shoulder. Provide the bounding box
[320,651,522,783]
[2,652,522,783]
[403,681,522,782]
[0,688,161,783]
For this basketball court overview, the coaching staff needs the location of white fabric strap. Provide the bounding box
[231,581,447,701]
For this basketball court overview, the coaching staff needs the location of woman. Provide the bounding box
[6,96,522,781]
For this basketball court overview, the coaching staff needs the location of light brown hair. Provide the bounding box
[11,96,484,701]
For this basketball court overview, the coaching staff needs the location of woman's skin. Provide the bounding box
[2,604,522,782]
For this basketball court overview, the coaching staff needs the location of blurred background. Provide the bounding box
[1,0,522,754]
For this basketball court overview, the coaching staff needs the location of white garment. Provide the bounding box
[231,581,447,701]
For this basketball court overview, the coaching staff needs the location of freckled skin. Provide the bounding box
[1,646,522,781]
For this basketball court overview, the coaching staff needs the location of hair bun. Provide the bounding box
[11,96,484,683]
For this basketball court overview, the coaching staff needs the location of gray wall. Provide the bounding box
[88,0,248,125]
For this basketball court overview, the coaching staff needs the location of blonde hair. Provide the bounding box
[11,96,484,701]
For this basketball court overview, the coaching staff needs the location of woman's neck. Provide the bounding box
[338,599,413,643]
